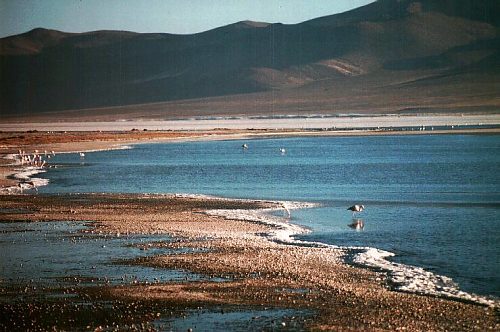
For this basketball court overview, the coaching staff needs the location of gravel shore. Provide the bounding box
[0,129,498,330]
[0,193,497,331]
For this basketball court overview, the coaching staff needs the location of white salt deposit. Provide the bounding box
[207,199,499,308]
[353,247,498,307]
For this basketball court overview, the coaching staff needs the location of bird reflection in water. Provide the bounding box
[348,219,364,230]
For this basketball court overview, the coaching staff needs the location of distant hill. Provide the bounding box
[1,0,499,120]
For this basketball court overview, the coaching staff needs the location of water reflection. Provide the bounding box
[348,219,364,230]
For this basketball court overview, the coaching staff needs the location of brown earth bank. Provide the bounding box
[0,193,498,331]
[0,129,248,154]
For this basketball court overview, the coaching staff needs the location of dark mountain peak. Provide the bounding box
[205,20,272,35]
[418,0,500,26]
[24,27,65,37]
[376,0,500,24]
[0,28,141,55]
[1,1,498,116]
[304,0,414,27]
[0,27,69,55]
[195,19,275,40]
[20,27,70,44]
[234,20,271,29]
[305,0,500,27]
[62,30,139,49]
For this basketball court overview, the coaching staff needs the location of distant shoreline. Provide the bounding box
[1,127,499,329]
[1,113,499,132]
[1,122,499,194]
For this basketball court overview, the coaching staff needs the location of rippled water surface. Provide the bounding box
[40,135,500,297]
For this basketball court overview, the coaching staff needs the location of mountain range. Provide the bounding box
[1,0,499,120]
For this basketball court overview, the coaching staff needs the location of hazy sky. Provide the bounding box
[0,0,374,38]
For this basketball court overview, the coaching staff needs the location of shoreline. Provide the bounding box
[1,113,500,131]
[204,200,499,308]
[1,127,500,304]
[3,152,498,308]
[1,193,498,330]
[1,125,499,329]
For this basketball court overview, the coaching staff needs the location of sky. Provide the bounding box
[0,0,374,38]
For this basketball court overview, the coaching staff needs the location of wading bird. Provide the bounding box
[347,204,364,217]
[27,181,38,193]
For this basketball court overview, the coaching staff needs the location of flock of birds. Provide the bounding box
[9,149,86,194]
[14,149,56,193]
[17,149,55,167]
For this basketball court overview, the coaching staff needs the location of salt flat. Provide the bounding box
[1,114,499,132]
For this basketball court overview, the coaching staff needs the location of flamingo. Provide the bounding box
[282,203,291,218]
[17,183,24,194]
[347,204,365,217]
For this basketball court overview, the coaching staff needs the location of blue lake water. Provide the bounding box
[39,135,500,299]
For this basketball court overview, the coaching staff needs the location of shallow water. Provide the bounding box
[39,135,500,299]
[154,307,311,332]
[0,221,217,288]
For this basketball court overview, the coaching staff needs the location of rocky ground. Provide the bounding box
[0,193,497,331]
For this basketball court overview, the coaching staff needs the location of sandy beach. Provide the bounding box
[0,123,499,330]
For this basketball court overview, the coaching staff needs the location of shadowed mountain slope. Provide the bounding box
[0,0,499,118]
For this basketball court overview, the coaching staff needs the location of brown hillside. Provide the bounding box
[0,0,498,119]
